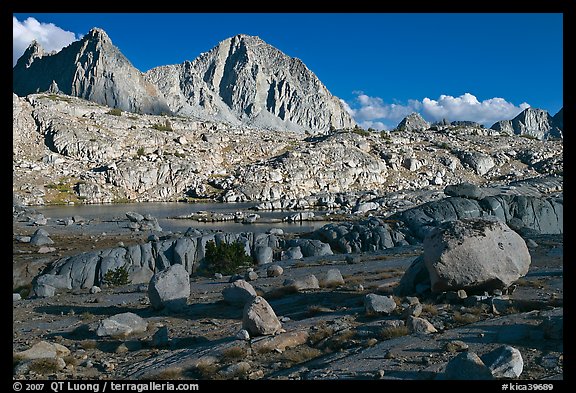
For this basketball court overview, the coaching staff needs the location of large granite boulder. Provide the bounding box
[148,264,190,311]
[242,296,282,336]
[424,218,531,293]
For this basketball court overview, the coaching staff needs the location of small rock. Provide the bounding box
[245,271,259,281]
[442,351,493,380]
[405,296,420,305]
[96,312,148,337]
[267,265,284,277]
[402,303,423,318]
[126,211,144,222]
[323,268,345,287]
[364,294,397,315]
[37,246,56,254]
[236,329,250,341]
[89,286,101,294]
[15,341,70,360]
[407,316,437,334]
[381,319,405,329]
[526,239,538,248]
[283,274,319,291]
[115,343,129,354]
[152,326,169,348]
[223,279,257,306]
[214,273,223,279]
[248,369,264,380]
[482,345,524,379]
[444,340,469,353]
[30,229,53,246]
[13,293,22,301]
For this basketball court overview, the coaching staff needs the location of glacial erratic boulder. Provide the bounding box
[424,218,531,293]
[242,296,282,336]
[148,264,190,311]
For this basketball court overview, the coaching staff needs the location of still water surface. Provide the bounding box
[33,202,331,235]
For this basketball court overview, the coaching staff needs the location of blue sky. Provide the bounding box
[13,13,563,129]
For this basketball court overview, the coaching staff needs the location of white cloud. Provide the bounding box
[421,93,530,125]
[13,16,79,66]
[344,92,529,129]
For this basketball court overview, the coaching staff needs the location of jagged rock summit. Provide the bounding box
[13,28,171,116]
[14,30,355,133]
[490,107,563,140]
[145,34,355,132]
[396,112,430,131]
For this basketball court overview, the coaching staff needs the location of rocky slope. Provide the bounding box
[145,34,355,132]
[12,93,563,208]
[13,29,170,116]
[13,29,354,133]
[490,107,563,140]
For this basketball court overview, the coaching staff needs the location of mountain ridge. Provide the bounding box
[13,28,171,116]
[14,29,355,132]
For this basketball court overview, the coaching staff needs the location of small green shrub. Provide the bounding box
[107,108,122,116]
[136,147,145,157]
[102,265,130,287]
[203,240,254,275]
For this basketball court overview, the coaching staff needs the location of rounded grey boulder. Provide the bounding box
[148,264,190,311]
[424,218,531,293]
[242,296,282,336]
[364,294,396,315]
[222,279,257,306]
[96,312,148,337]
